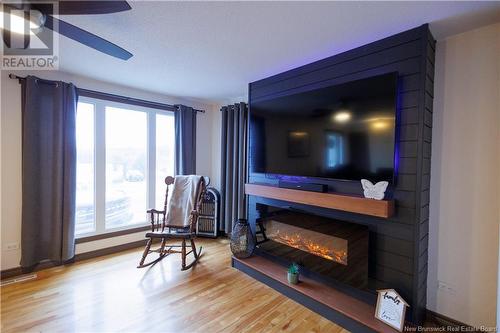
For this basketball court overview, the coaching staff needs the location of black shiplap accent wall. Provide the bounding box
[247,24,435,324]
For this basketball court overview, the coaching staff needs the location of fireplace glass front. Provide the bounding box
[256,207,369,290]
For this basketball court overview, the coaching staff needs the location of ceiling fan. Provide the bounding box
[1,1,133,60]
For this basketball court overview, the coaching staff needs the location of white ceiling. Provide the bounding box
[56,1,500,104]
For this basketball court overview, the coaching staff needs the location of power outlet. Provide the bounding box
[5,242,20,251]
[437,280,457,295]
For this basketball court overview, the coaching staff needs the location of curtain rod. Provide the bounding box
[8,74,205,113]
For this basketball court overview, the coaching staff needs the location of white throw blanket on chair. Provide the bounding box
[166,175,204,228]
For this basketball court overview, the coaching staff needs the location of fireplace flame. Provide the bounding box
[271,230,348,265]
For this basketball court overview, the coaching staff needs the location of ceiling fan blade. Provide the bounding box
[59,1,131,15]
[44,15,133,60]
[34,1,131,15]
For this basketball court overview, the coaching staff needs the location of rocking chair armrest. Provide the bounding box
[147,209,166,232]
[147,209,165,214]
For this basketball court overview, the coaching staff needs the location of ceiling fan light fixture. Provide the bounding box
[0,9,45,35]
[28,9,45,31]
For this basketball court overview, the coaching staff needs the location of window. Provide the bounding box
[105,106,147,229]
[75,102,95,235]
[326,132,344,169]
[155,114,175,208]
[75,97,175,237]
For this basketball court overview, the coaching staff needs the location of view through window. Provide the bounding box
[75,97,175,236]
[75,102,95,235]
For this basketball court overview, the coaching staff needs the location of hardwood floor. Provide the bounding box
[1,238,349,333]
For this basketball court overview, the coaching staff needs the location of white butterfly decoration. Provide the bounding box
[360,179,389,200]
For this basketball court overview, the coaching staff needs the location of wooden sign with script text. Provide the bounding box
[375,289,409,332]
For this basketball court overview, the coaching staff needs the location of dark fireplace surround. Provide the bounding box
[235,24,435,330]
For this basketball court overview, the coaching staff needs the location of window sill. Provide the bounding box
[75,225,150,244]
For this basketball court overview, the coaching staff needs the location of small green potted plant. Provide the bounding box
[287,263,300,285]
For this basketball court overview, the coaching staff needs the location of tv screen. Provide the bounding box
[249,73,398,182]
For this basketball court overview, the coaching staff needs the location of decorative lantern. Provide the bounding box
[230,219,255,258]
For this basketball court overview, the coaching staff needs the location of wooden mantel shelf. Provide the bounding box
[245,183,394,218]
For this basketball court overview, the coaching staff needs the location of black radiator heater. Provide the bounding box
[196,187,220,238]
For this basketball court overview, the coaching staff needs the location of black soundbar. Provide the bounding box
[278,180,327,193]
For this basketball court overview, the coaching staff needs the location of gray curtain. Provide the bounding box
[21,76,77,268]
[175,104,197,175]
[220,102,248,234]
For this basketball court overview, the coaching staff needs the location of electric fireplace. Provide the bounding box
[256,207,369,290]
[265,220,348,265]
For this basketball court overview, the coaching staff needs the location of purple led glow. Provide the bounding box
[393,76,403,184]
[265,173,308,182]
[254,33,395,83]
[276,175,309,182]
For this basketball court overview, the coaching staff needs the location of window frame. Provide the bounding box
[76,96,175,239]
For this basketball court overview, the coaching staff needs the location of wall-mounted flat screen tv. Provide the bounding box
[249,72,398,182]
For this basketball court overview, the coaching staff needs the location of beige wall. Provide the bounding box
[0,70,221,271]
[498,24,500,332]
[428,23,500,328]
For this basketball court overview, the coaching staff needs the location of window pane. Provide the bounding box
[155,114,175,208]
[105,107,147,229]
[75,102,95,235]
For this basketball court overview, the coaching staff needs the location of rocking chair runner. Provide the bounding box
[137,175,208,270]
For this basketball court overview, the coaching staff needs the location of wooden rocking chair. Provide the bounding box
[137,175,208,270]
